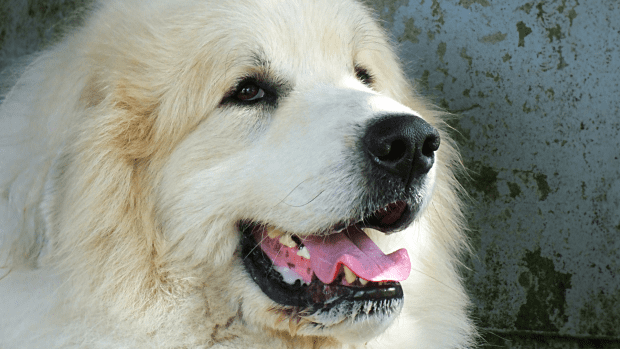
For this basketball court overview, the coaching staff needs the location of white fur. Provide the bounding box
[0,0,475,347]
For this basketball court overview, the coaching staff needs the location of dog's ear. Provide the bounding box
[78,50,229,163]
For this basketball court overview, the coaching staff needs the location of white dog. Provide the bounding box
[0,0,475,347]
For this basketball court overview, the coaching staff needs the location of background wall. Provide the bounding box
[1,0,619,348]
[361,0,620,347]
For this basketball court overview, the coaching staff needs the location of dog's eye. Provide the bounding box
[355,66,373,86]
[236,83,265,102]
[220,77,278,107]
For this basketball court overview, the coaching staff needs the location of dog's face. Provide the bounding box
[138,0,444,343]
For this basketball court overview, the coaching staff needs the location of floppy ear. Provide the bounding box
[37,46,167,315]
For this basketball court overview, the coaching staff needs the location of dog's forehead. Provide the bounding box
[217,0,382,74]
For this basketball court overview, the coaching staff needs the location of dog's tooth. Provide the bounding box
[343,266,356,284]
[279,234,297,248]
[296,246,310,259]
[359,278,369,286]
[267,227,285,239]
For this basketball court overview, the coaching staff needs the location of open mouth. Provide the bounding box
[240,200,412,320]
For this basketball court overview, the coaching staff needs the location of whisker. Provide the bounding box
[283,189,324,208]
[274,178,325,208]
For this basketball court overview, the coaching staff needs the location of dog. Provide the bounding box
[0,0,475,347]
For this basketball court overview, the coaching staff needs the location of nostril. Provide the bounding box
[421,132,440,157]
[376,138,408,163]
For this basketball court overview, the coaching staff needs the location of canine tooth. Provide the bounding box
[267,227,285,239]
[343,266,356,284]
[279,234,297,248]
[296,246,310,259]
[359,278,369,286]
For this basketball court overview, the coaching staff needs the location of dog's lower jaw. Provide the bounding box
[249,316,397,348]
[253,302,402,345]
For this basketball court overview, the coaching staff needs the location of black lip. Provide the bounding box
[239,222,404,311]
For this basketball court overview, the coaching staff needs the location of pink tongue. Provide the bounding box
[256,226,411,284]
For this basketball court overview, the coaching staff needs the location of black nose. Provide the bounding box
[362,114,440,187]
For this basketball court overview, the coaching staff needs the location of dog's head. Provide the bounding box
[49,0,467,345]
[152,0,450,342]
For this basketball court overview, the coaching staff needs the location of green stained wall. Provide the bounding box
[364,0,620,347]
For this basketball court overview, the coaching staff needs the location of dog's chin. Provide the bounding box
[313,310,400,343]
[273,302,401,343]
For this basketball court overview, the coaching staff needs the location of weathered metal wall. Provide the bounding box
[363,0,620,347]
[0,0,89,69]
[2,0,619,347]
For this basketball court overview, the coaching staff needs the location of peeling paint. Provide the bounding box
[361,0,408,25]
[515,249,572,332]
[557,0,567,13]
[546,24,562,42]
[436,67,448,76]
[400,17,422,43]
[556,45,568,69]
[536,2,547,22]
[578,290,620,337]
[507,182,522,198]
[517,21,533,47]
[457,0,490,9]
[567,8,577,26]
[460,47,473,67]
[437,41,447,64]
[430,0,445,26]
[480,32,507,44]
[533,173,551,201]
[485,71,500,82]
[469,162,500,201]
[519,2,535,14]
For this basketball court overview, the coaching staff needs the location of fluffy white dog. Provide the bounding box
[0,0,475,347]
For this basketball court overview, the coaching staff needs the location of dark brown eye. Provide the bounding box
[355,66,373,86]
[237,83,265,101]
